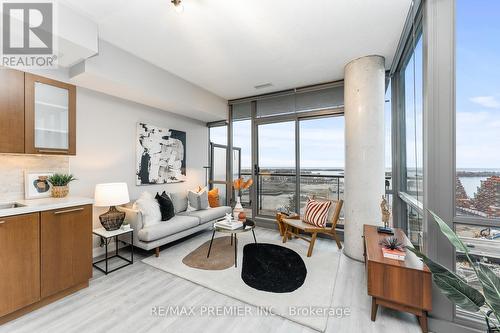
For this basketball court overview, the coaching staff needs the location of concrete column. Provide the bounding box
[343,55,386,261]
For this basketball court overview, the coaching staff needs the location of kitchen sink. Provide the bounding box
[0,202,26,210]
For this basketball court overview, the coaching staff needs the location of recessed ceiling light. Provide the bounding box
[171,0,184,13]
[254,83,273,89]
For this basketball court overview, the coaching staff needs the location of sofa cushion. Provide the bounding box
[156,191,175,221]
[181,206,232,224]
[138,215,199,242]
[208,188,220,207]
[188,188,209,210]
[303,199,331,228]
[134,192,161,228]
[169,191,188,214]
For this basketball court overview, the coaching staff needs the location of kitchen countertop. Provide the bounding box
[0,197,94,218]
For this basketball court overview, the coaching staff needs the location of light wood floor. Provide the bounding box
[0,228,422,333]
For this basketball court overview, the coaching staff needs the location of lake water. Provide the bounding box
[459,177,487,198]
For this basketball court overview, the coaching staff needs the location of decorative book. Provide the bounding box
[214,220,243,230]
[381,248,406,261]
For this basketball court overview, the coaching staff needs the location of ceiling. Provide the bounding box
[60,0,411,100]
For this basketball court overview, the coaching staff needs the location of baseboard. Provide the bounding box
[428,316,484,333]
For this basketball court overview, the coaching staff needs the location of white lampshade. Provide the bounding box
[94,183,130,207]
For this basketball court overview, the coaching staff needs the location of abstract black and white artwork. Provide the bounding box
[136,123,186,185]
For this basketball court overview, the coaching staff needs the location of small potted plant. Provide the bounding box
[47,174,77,198]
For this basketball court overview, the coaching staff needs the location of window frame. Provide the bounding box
[252,108,345,220]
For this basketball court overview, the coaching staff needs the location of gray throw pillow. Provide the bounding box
[169,191,188,213]
[188,189,209,210]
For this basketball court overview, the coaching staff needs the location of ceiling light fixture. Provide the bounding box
[171,0,184,13]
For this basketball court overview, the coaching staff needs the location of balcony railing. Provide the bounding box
[237,172,392,219]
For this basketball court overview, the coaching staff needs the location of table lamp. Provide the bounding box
[94,183,130,231]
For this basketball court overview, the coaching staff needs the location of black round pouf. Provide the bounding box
[241,243,307,293]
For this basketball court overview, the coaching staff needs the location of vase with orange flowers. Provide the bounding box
[233,177,253,217]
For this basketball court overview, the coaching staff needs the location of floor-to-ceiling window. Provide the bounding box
[385,79,393,220]
[397,29,424,250]
[232,103,252,216]
[254,114,345,219]
[230,83,345,222]
[391,0,498,330]
[299,116,345,218]
[454,0,500,320]
[404,36,424,205]
[257,121,296,216]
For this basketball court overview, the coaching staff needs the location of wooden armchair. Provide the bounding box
[277,200,344,257]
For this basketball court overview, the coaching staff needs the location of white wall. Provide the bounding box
[69,87,209,254]
[70,87,208,201]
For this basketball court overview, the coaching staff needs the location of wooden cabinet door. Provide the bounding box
[41,205,92,298]
[0,213,40,317]
[0,68,25,153]
[25,73,76,155]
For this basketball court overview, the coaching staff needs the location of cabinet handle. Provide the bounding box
[54,208,84,215]
[37,149,68,154]
[0,221,5,225]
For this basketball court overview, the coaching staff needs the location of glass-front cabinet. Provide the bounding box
[25,73,76,155]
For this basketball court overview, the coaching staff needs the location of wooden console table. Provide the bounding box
[363,225,432,333]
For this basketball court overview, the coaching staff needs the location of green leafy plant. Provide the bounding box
[47,173,77,186]
[408,210,500,330]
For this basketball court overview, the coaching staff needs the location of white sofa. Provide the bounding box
[118,191,231,256]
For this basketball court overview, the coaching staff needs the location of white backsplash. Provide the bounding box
[0,155,70,202]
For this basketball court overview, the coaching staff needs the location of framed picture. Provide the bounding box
[25,171,54,199]
[136,123,187,185]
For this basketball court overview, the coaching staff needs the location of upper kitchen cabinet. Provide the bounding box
[0,68,25,153]
[25,73,76,155]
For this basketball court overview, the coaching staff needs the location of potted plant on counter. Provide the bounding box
[408,211,500,332]
[47,174,77,198]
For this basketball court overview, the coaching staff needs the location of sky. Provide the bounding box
[211,0,499,171]
[404,36,423,171]
[256,117,346,170]
[212,111,391,171]
[456,0,500,169]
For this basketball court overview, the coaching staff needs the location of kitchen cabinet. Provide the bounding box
[0,203,92,324]
[41,205,92,298]
[0,213,40,317]
[25,73,76,155]
[0,68,25,153]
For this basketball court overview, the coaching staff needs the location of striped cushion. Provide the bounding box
[303,199,332,227]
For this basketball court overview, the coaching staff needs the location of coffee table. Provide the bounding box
[206,221,257,268]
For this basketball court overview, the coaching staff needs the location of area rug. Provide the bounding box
[142,229,341,332]
[241,243,307,293]
[182,236,235,270]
